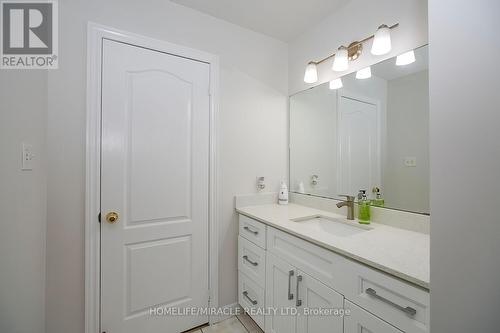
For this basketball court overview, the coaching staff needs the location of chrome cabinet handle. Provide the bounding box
[243,226,258,235]
[365,288,417,316]
[296,275,303,306]
[243,291,258,305]
[243,255,258,266]
[288,270,294,300]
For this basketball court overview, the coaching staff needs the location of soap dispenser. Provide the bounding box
[371,187,385,207]
[357,190,371,224]
[278,181,289,205]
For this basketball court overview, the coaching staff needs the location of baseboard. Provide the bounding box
[209,302,241,324]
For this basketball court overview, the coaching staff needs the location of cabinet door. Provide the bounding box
[344,300,403,333]
[296,271,344,333]
[265,253,297,333]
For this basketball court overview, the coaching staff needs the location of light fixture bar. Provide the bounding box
[308,23,399,66]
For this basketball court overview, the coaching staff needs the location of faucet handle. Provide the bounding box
[338,194,355,202]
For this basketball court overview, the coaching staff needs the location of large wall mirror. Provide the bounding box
[290,45,429,215]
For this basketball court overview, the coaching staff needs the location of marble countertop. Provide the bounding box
[236,203,429,290]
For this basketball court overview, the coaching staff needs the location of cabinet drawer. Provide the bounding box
[344,300,403,333]
[238,236,266,287]
[239,215,267,249]
[344,260,430,333]
[266,226,350,295]
[238,271,265,329]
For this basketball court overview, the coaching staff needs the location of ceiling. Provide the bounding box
[170,0,350,41]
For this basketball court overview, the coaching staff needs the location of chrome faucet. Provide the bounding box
[336,195,356,220]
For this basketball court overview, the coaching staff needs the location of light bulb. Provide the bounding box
[356,66,371,79]
[396,50,416,66]
[329,78,343,90]
[303,62,318,83]
[371,24,392,55]
[332,46,349,72]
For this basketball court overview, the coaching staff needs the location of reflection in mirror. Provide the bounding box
[290,45,429,214]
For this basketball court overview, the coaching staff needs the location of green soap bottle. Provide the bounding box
[371,187,385,207]
[358,190,371,224]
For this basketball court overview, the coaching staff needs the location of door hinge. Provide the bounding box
[98,212,101,223]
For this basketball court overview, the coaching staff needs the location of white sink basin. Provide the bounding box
[291,215,372,237]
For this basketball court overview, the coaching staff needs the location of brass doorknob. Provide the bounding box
[106,212,119,224]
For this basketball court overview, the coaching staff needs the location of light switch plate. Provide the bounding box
[404,156,417,167]
[21,143,34,170]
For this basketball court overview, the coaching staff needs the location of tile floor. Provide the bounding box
[185,314,264,333]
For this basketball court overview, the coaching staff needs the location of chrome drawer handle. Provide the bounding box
[243,291,258,305]
[243,255,258,266]
[296,275,303,307]
[365,288,417,316]
[243,226,258,235]
[288,270,294,300]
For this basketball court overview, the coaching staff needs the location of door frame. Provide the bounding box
[85,23,220,333]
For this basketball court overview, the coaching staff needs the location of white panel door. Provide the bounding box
[100,39,210,333]
[296,271,344,333]
[337,95,380,196]
[344,300,403,333]
[265,253,297,333]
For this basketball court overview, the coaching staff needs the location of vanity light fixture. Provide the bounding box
[329,78,343,89]
[303,23,399,83]
[356,66,372,79]
[332,46,349,72]
[303,62,319,83]
[371,24,392,55]
[396,50,416,66]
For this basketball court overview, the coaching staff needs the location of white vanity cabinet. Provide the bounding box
[237,214,430,333]
[265,252,344,333]
[295,269,345,333]
[238,215,267,328]
[264,253,297,333]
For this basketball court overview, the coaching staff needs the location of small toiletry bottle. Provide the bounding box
[371,187,385,207]
[358,190,371,224]
[278,181,289,205]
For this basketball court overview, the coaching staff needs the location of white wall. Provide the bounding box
[429,0,500,331]
[46,1,288,332]
[0,71,47,333]
[385,70,429,213]
[288,0,428,94]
